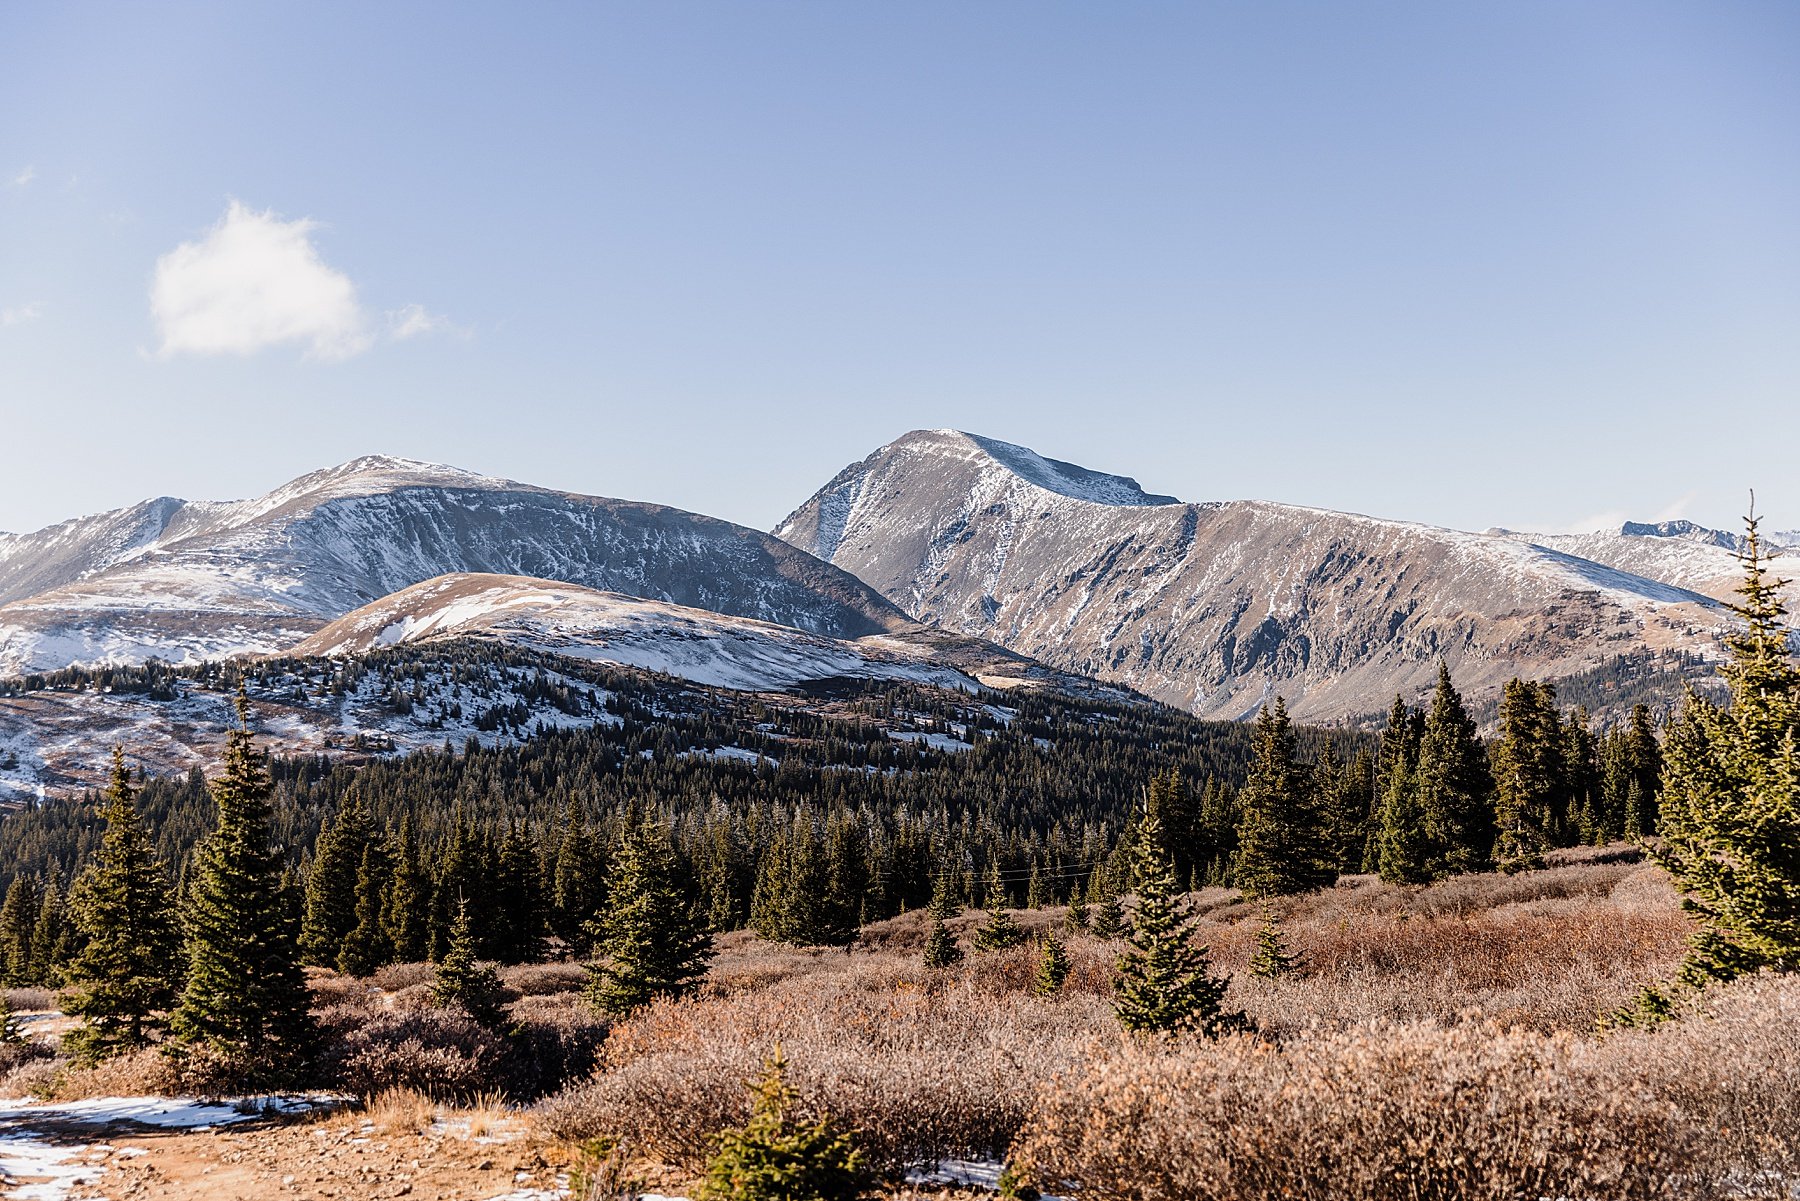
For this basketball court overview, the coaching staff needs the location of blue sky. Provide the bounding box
[2,2,1796,538]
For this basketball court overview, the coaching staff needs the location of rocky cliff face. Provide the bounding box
[0,456,913,676]
[776,430,1723,721]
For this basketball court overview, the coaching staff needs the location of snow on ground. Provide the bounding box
[889,730,975,753]
[0,1095,323,1200]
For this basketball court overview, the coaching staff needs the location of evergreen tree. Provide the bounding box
[1491,679,1560,873]
[1376,697,1433,884]
[61,746,180,1064]
[168,693,317,1084]
[697,1047,869,1201]
[820,815,868,948]
[1638,512,1800,1007]
[921,868,963,969]
[28,874,72,987]
[1032,931,1070,996]
[382,815,432,963]
[1111,804,1240,1036]
[1063,896,1090,932]
[1249,905,1303,979]
[0,990,21,1044]
[336,840,394,978]
[0,875,40,986]
[1233,699,1333,897]
[494,823,547,963]
[584,823,714,1015]
[299,798,378,967]
[1622,704,1663,838]
[551,799,605,954]
[972,906,1027,952]
[1090,893,1125,940]
[431,896,504,1026]
[1414,662,1494,877]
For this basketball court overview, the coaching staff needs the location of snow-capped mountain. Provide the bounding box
[775,429,1725,721]
[0,456,912,677]
[1485,520,1800,612]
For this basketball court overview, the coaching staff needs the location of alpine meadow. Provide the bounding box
[3,5,1799,1200]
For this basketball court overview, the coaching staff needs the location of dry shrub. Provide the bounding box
[4,987,54,1013]
[1013,1022,1694,1201]
[537,966,1111,1175]
[48,1047,178,1099]
[1608,973,1800,1190]
[356,1085,438,1134]
[0,1053,64,1098]
[502,962,589,996]
[506,993,610,1098]
[371,961,436,992]
[321,1006,513,1101]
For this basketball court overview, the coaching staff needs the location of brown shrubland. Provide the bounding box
[533,852,1800,1197]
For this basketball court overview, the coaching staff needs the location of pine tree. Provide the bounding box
[972,906,1027,952]
[494,824,547,963]
[1249,905,1303,979]
[28,874,72,987]
[1414,662,1494,877]
[382,816,432,964]
[1637,511,1800,1007]
[1111,804,1240,1036]
[1376,697,1432,884]
[0,875,41,986]
[300,798,378,967]
[921,868,963,969]
[1090,893,1125,940]
[821,816,868,948]
[1491,679,1560,873]
[60,746,180,1064]
[584,823,714,1015]
[432,896,504,1026]
[1233,699,1333,897]
[551,799,605,954]
[697,1047,869,1201]
[1032,931,1070,995]
[336,841,394,978]
[167,692,317,1085]
[1063,896,1090,932]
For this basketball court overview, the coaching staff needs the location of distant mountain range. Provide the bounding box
[1,434,1788,740]
[777,430,1786,720]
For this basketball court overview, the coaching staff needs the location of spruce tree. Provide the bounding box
[1090,893,1125,940]
[167,693,317,1084]
[697,1047,869,1201]
[336,840,394,978]
[584,822,713,1015]
[1376,697,1432,883]
[1638,512,1800,1007]
[551,799,605,955]
[300,798,378,967]
[1413,662,1494,877]
[382,816,432,964]
[1491,679,1560,873]
[0,876,40,986]
[1249,905,1303,979]
[28,874,72,987]
[432,896,504,1026]
[972,906,1027,952]
[61,746,180,1064]
[1032,931,1070,995]
[1063,896,1090,932]
[1111,804,1239,1036]
[1233,699,1333,897]
[0,989,21,1044]
[921,868,963,969]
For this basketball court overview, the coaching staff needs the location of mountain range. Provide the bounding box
[2,433,1788,738]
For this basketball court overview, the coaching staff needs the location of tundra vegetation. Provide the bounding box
[0,520,1795,1198]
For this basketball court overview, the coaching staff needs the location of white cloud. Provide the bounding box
[1564,510,1629,535]
[1652,492,1697,523]
[1,301,42,326]
[8,166,34,188]
[386,303,455,340]
[151,200,373,360]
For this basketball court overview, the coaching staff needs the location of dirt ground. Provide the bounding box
[44,1110,571,1201]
